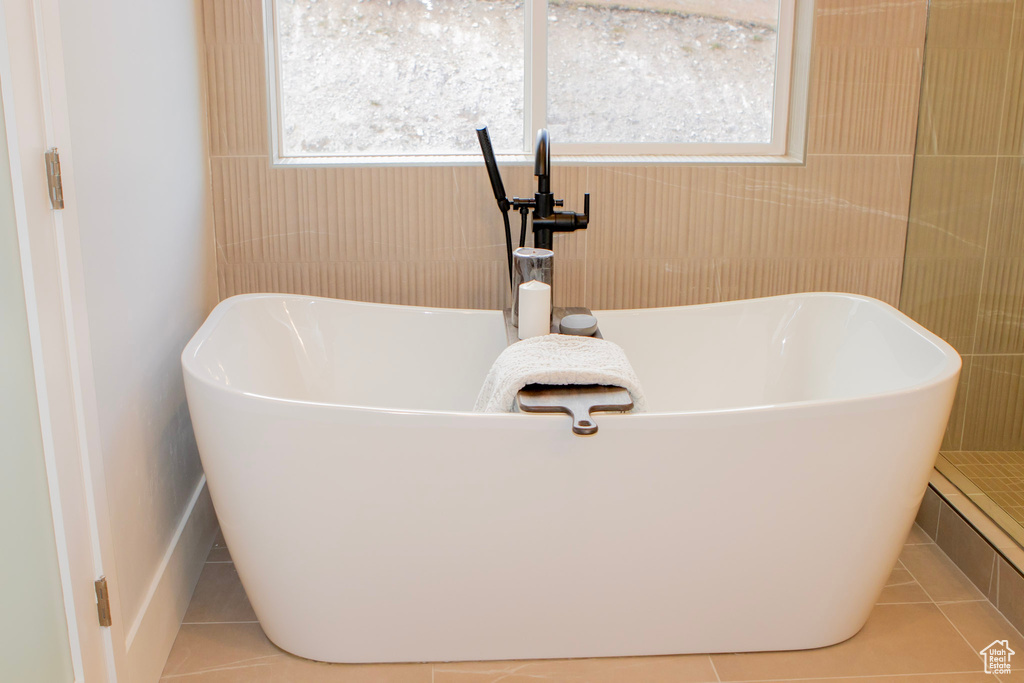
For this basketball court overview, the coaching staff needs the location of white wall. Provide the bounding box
[0,82,74,683]
[54,0,218,675]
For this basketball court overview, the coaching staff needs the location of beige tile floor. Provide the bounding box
[161,525,1024,682]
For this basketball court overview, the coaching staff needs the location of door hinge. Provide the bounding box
[45,148,64,210]
[94,577,112,627]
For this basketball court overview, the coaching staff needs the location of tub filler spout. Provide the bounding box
[475,126,589,291]
[527,128,589,251]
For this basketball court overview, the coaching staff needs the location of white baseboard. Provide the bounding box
[122,476,217,683]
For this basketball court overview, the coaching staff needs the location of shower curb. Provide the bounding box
[918,469,1024,635]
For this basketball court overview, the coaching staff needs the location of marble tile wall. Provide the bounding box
[201,0,928,311]
[901,0,1024,451]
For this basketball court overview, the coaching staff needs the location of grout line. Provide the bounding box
[936,498,945,545]
[913,153,1024,159]
[897,550,940,605]
[935,601,993,673]
[708,654,721,682]
[724,670,996,682]
[180,621,260,625]
[955,358,972,451]
[904,539,988,603]
[996,559,1002,612]
[939,0,1021,446]
[959,137,1005,431]
[159,657,279,679]
[993,0,1018,156]
[989,551,997,596]
[934,556,1024,647]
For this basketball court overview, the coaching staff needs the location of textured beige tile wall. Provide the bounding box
[202,0,926,312]
[901,0,1024,451]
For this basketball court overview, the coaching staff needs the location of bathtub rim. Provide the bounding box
[181,291,962,418]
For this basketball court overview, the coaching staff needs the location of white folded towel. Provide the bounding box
[473,333,648,413]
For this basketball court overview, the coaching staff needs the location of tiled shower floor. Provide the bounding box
[945,452,1024,526]
[161,527,1024,682]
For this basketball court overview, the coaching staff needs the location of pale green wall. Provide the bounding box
[0,88,75,682]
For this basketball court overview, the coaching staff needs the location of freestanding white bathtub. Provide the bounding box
[182,292,960,664]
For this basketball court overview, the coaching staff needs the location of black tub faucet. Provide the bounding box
[522,129,589,251]
[476,126,591,291]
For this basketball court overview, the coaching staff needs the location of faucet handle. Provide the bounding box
[572,193,590,230]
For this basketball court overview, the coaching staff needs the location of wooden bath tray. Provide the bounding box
[517,384,633,436]
[503,306,628,435]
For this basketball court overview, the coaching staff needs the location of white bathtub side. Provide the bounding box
[184,294,509,411]
[597,293,959,412]
[184,374,956,662]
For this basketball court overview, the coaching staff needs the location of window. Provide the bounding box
[266,0,806,162]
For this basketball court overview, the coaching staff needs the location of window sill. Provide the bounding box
[270,153,807,169]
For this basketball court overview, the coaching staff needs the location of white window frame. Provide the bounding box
[264,0,812,166]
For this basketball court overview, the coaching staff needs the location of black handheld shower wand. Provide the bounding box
[476,127,518,292]
[476,127,509,214]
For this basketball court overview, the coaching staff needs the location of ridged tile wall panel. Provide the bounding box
[203,0,267,156]
[1001,50,1024,154]
[703,156,910,261]
[942,355,971,451]
[961,355,1024,451]
[202,0,263,44]
[808,47,924,155]
[219,260,510,309]
[901,257,984,354]
[1015,0,1024,45]
[902,0,1024,452]
[210,157,269,264]
[585,167,685,261]
[916,48,1009,155]
[205,45,268,157]
[717,257,903,304]
[813,0,926,48]
[453,165,534,262]
[976,258,1024,354]
[204,0,928,312]
[264,166,308,262]
[544,171,588,262]
[904,157,996,259]
[586,259,720,310]
[552,259,585,310]
[456,260,508,311]
[989,157,1024,256]
[807,156,911,259]
[927,0,1016,49]
[702,166,788,258]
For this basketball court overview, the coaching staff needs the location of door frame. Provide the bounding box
[0,0,124,680]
